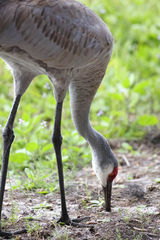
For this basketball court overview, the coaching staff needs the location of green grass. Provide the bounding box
[0,0,160,190]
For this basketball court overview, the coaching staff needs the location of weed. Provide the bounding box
[51,227,73,240]
[116,228,123,240]
[26,220,41,234]
[9,202,19,224]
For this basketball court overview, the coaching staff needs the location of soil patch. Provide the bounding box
[1,142,160,239]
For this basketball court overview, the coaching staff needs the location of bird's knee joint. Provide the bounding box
[52,134,63,148]
[2,127,14,142]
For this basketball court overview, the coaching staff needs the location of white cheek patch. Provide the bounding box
[92,160,113,187]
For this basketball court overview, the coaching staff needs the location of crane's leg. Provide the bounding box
[52,101,70,224]
[0,94,27,237]
[52,101,90,227]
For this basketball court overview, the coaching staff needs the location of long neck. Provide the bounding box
[70,102,117,168]
[85,122,117,166]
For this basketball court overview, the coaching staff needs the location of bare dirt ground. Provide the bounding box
[1,141,160,240]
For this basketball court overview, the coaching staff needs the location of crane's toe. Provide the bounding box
[71,216,94,228]
[0,229,27,238]
[0,230,12,238]
[72,216,90,223]
[57,215,93,228]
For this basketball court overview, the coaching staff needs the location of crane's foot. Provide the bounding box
[71,217,93,228]
[0,229,27,238]
[72,216,90,223]
[57,216,93,228]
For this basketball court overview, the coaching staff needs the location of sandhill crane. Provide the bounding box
[0,0,118,236]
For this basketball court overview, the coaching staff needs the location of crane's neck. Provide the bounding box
[85,121,117,166]
[73,113,118,186]
[71,104,117,168]
[69,84,118,186]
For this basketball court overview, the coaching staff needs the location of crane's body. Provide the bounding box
[0,0,112,98]
[0,0,118,236]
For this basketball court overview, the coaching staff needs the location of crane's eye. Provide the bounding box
[108,167,118,182]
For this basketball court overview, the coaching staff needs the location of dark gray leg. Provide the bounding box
[52,102,91,227]
[0,95,26,237]
[52,101,70,224]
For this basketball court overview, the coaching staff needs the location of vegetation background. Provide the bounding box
[0,0,159,193]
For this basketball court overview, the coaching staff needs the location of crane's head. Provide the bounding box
[103,166,118,211]
[93,161,118,211]
[91,137,118,212]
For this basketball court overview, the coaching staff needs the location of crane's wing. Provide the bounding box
[12,0,111,69]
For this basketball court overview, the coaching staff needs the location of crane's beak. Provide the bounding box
[103,180,112,212]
